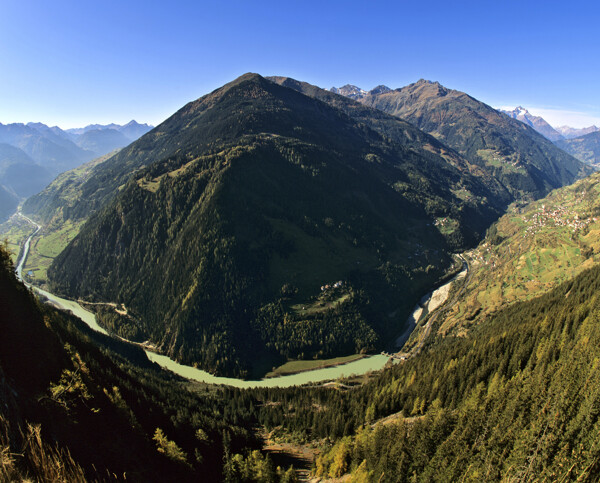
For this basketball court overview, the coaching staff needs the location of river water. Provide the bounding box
[36,287,389,388]
[14,214,390,388]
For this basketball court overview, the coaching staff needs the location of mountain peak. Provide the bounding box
[329,84,368,100]
[501,106,564,141]
[415,78,439,85]
[369,85,391,95]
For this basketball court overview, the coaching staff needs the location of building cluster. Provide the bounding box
[321,281,344,292]
[523,203,596,235]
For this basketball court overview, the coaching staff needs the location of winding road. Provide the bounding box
[14,212,41,282]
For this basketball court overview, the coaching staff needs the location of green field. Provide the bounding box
[265,353,365,378]
[290,291,350,316]
[23,220,83,285]
[477,148,526,174]
[0,215,83,287]
[0,218,34,264]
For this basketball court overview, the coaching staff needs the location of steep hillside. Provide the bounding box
[354,79,590,201]
[556,131,600,167]
[305,264,600,481]
[431,171,600,339]
[8,152,121,287]
[0,244,259,481]
[47,73,502,377]
[22,150,119,226]
[0,186,18,222]
[272,76,511,211]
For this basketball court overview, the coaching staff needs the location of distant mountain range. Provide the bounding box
[330,84,391,100]
[497,108,600,145]
[500,106,564,142]
[0,120,153,174]
[0,120,153,221]
[330,85,600,149]
[556,131,600,167]
[556,125,599,139]
[331,80,590,201]
[65,120,154,142]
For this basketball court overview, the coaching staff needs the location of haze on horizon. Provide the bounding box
[1,0,598,129]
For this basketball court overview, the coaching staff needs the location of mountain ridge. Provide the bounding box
[338,78,591,201]
[556,124,599,139]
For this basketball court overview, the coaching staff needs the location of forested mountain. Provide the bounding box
[556,131,600,167]
[270,76,512,211]
[6,190,600,482]
[4,74,600,481]
[336,79,590,201]
[282,264,600,481]
[0,244,267,482]
[46,73,506,377]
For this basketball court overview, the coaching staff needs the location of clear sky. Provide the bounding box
[1,0,599,128]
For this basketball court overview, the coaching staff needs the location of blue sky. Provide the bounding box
[1,0,599,128]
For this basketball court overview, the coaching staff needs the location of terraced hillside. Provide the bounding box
[434,171,600,337]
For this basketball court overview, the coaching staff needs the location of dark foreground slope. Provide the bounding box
[0,244,260,482]
[48,74,501,377]
[356,79,591,200]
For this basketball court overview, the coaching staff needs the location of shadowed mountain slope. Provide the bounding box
[47,74,505,377]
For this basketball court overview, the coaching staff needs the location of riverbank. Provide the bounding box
[264,353,366,378]
[396,259,468,350]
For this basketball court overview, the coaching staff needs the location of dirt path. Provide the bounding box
[259,429,319,481]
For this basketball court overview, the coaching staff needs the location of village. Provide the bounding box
[523,201,596,236]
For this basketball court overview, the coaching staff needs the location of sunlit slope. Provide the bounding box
[358,79,591,201]
[439,171,600,336]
